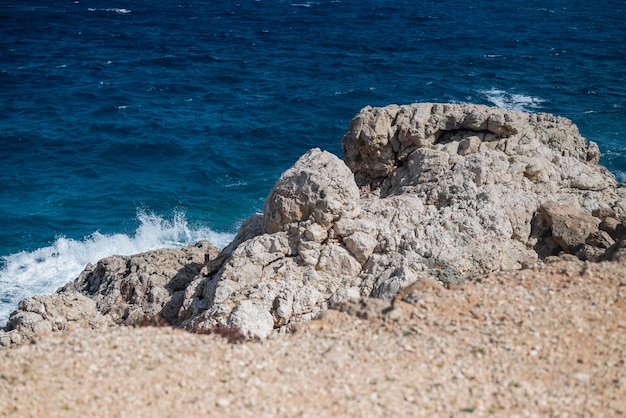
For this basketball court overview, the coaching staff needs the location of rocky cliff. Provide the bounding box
[3,103,626,345]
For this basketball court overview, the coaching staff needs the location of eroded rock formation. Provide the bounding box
[3,103,626,344]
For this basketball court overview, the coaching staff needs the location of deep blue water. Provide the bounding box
[1,0,625,324]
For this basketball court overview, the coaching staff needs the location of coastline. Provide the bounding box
[1,103,625,416]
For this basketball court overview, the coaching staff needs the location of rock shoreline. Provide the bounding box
[2,103,626,346]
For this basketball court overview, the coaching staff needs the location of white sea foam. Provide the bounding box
[87,8,131,14]
[479,88,545,112]
[0,211,234,327]
[223,180,249,188]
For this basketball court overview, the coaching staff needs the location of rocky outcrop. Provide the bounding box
[60,240,219,326]
[2,103,626,345]
[0,292,110,346]
[0,241,218,347]
[263,148,361,234]
[183,149,364,338]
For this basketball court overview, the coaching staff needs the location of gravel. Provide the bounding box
[1,259,624,417]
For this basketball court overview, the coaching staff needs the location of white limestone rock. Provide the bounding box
[227,300,274,339]
[263,148,361,233]
[344,231,378,263]
[60,241,218,325]
[175,150,367,338]
[342,103,615,197]
[0,292,110,347]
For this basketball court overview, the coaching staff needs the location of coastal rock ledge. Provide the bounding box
[3,102,626,345]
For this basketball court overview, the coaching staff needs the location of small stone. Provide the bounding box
[599,217,625,241]
[216,398,231,408]
[227,300,274,339]
[384,308,402,322]
[592,207,616,220]
[539,201,599,252]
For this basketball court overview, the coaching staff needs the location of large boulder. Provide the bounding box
[183,149,364,333]
[342,103,612,194]
[263,148,361,233]
[340,104,622,286]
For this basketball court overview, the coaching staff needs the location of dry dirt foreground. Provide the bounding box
[1,259,625,417]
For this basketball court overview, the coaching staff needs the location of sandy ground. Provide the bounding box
[1,259,625,417]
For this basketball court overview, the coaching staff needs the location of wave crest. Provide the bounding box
[0,210,234,326]
[479,88,545,112]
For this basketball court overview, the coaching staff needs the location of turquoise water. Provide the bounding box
[1,0,625,323]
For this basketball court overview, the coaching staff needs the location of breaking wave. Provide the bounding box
[0,210,234,327]
[479,88,545,112]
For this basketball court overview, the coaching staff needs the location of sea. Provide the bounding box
[1,0,625,325]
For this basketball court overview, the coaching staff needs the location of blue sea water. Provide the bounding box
[1,0,625,324]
